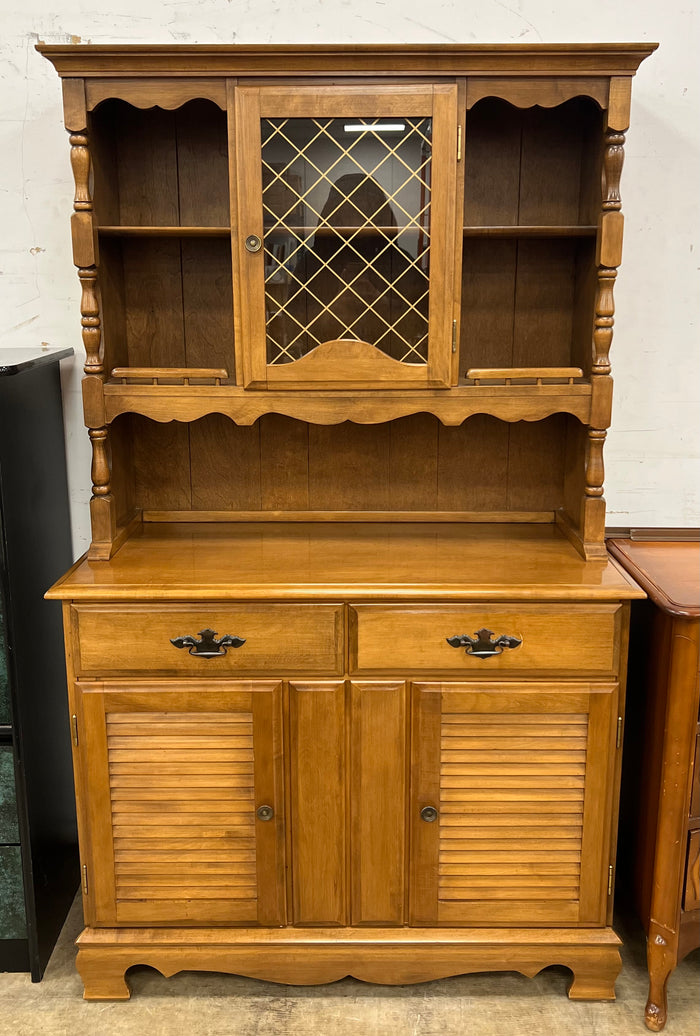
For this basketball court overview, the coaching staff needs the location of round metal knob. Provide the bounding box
[420,805,438,823]
[245,234,262,253]
[256,804,274,822]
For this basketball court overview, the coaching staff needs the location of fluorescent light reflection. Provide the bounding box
[343,122,406,134]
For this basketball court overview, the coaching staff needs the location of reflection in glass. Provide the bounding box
[261,117,432,365]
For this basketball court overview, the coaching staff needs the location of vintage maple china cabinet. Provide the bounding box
[39,43,655,1001]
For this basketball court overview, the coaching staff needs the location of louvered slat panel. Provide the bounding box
[439,712,587,903]
[107,712,257,912]
[113,836,257,850]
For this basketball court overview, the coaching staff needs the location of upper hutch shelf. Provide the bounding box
[463,225,597,237]
[98,226,230,237]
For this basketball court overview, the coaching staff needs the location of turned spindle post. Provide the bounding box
[585,429,606,498]
[592,106,628,376]
[78,266,102,375]
[87,426,117,557]
[601,130,625,212]
[576,79,632,557]
[69,127,103,376]
[64,81,117,556]
[592,266,617,377]
[69,131,92,211]
[88,427,111,500]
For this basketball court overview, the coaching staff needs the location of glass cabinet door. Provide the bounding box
[234,85,458,389]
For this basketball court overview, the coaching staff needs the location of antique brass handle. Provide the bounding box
[420,806,438,823]
[256,805,274,822]
[245,234,262,253]
[446,628,522,659]
[170,628,246,658]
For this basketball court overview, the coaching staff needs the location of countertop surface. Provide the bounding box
[49,522,645,601]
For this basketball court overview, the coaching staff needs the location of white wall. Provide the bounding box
[1,0,698,557]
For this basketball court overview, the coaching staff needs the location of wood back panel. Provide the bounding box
[460,97,601,378]
[89,99,229,227]
[460,238,596,376]
[98,237,234,377]
[463,97,603,227]
[112,412,572,518]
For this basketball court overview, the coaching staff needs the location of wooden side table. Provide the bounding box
[609,539,700,1031]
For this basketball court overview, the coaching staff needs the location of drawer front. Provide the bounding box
[0,747,20,844]
[684,831,700,912]
[72,603,344,676]
[691,732,700,820]
[350,604,621,675]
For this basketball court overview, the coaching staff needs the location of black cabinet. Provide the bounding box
[0,348,79,978]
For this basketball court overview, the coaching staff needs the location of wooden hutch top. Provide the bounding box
[39,42,657,573]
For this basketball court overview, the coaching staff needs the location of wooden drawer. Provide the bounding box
[684,831,700,912]
[71,603,344,676]
[349,603,622,675]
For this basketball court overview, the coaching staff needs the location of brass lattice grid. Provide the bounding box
[261,117,432,365]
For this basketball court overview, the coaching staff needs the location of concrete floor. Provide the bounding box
[0,899,697,1036]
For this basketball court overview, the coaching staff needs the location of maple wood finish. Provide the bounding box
[39,41,657,561]
[46,523,644,999]
[609,540,700,1032]
[39,43,655,1002]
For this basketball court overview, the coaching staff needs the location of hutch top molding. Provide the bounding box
[37,42,656,77]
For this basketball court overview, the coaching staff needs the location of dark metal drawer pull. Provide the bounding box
[446,627,522,659]
[420,806,438,823]
[256,805,274,822]
[170,628,246,658]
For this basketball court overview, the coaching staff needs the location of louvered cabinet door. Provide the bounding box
[409,682,618,926]
[76,681,285,927]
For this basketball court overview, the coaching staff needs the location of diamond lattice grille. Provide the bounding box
[261,117,432,365]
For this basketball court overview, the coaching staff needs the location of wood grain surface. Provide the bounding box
[47,522,645,601]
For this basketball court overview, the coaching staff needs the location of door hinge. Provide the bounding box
[457,124,462,162]
[452,319,458,353]
[82,864,89,896]
[608,864,614,896]
[616,715,623,749]
[71,714,79,747]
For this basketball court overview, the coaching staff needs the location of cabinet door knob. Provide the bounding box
[245,234,262,253]
[420,805,438,823]
[170,628,246,658]
[446,627,522,659]
[256,805,274,822]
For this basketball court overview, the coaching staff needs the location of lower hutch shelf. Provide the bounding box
[48,522,643,1000]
